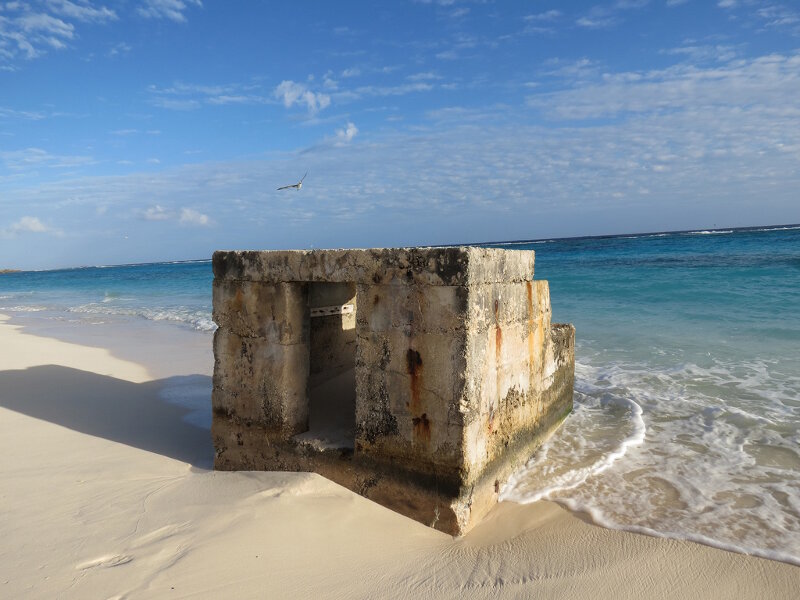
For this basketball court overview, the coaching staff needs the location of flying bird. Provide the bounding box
[277,172,307,191]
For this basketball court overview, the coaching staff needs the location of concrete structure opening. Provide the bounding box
[297,282,357,450]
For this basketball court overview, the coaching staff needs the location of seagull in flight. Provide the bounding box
[277,172,307,191]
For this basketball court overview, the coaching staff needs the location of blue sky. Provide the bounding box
[1,0,799,269]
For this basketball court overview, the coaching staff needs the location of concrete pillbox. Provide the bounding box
[211,247,574,535]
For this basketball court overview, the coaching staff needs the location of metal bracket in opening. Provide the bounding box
[310,304,354,318]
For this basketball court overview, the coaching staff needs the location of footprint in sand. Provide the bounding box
[76,554,133,570]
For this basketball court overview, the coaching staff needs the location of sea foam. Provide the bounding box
[501,354,800,565]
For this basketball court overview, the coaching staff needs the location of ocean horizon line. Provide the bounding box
[472,221,800,248]
[3,221,799,275]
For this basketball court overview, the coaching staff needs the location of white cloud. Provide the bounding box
[4,48,800,266]
[150,97,202,110]
[1,215,62,238]
[414,0,457,5]
[147,81,269,110]
[137,0,202,23]
[153,81,229,96]
[662,43,738,63]
[335,81,434,102]
[407,71,440,81]
[1,147,94,170]
[47,1,117,23]
[108,41,131,57]
[575,0,650,29]
[341,68,360,78]
[615,0,650,8]
[0,1,116,64]
[528,52,800,120]
[11,216,48,233]
[143,205,170,221]
[756,5,800,30]
[179,207,210,226]
[0,106,47,120]
[576,16,616,29]
[141,205,210,226]
[543,57,598,78]
[273,80,331,115]
[18,13,74,40]
[334,122,358,145]
[524,10,562,22]
[322,71,338,90]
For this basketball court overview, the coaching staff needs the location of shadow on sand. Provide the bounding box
[0,365,213,467]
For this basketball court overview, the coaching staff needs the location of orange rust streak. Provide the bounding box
[412,413,431,444]
[233,287,244,312]
[406,349,429,444]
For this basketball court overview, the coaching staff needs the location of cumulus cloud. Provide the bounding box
[142,205,170,221]
[11,216,48,233]
[334,122,358,145]
[1,216,61,238]
[179,208,210,226]
[137,0,202,23]
[273,80,331,115]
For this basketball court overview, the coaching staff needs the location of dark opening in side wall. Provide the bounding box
[295,281,357,449]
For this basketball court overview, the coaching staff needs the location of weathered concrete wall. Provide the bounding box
[212,281,310,437]
[211,247,574,535]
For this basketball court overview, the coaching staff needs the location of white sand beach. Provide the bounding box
[0,313,797,599]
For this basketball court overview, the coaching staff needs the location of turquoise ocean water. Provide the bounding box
[1,225,798,563]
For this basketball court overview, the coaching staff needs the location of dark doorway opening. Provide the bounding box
[295,282,357,450]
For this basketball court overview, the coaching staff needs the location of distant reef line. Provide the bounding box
[0,269,20,274]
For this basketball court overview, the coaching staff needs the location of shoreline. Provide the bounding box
[0,310,214,380]
[0,313,797,598]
